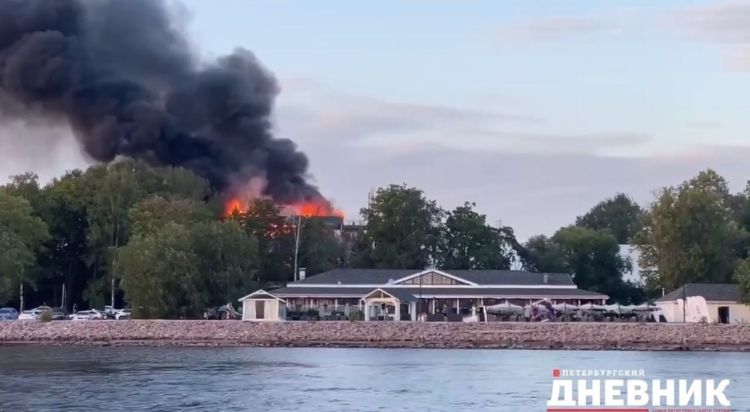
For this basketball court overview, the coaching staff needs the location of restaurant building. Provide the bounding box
[240,268,608,321]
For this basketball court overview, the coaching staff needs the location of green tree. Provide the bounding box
[297,218,342,275]
[576,193,643,244]
[35,171,91,310]
[130,195,213,237]
[634,169,746,291]
[0,191,49,304]
[82,160,211,307]
[521,235,566,273]
[3,173,44,212]
[734,258,750,303]
[235,199,295,282]
[118,221,258,318]
[441,202,512,270]
[190,221,260,305]
[553,226,630,302]
[117,223,199,318]
[352,184,445,269]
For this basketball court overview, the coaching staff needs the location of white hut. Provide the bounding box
[656,284,750,324]
[239,290,287,321]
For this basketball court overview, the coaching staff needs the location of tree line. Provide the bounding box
[2,162,750,318]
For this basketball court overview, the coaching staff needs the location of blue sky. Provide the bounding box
[4,0,750,239]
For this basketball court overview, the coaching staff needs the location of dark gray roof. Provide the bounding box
[293,268,574,286]
[295,269,417,285]
[657,283,741,302]
[450,270,574,286]
[270,286,607,300]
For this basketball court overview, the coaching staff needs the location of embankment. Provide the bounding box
[1,321,749,351]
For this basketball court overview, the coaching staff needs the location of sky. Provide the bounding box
[3,0,750,239]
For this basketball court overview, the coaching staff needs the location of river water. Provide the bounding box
[0,346,748,411]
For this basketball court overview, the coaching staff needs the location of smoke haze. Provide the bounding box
[0,0,321,203]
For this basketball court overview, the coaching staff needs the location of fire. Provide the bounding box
[224,198,247,216]
[223,197,343,219]
[286,201,345,218]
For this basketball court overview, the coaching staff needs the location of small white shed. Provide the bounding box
[239,290,287,321]
[656,283,750,324]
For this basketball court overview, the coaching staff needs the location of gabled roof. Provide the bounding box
[238,289,286,303]
[392,269,477,286]
[656,283,741,303]
[362,288,416,302]
[289,268,575,287]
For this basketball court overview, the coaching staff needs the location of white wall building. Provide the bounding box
[239,290,287,321]
[655,283,750,324]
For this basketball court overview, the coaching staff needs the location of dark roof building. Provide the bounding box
[242,268,608,322]
[656,283,741,303]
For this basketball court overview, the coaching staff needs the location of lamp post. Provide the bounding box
[682,282,687,323]
[292,215,303,281]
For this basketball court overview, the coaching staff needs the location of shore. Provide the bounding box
[2,321,750,351]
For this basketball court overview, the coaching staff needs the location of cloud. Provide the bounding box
[494,16,612,42]
[292,138,750,241]
[270,80,750,240]
[677,1,750,70]
[278,79,649,156]
[0,120,91,184]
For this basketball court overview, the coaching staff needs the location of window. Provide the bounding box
[398,272,466,286]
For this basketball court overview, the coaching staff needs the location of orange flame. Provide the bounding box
[224,198,248,216]
[286,201,345,218]
[223,197,343,219]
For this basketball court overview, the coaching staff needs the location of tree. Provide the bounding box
[576,193,643,244]
[35,171,91,310]
[352,184,445,269]
[190,221,260,305]
[82,160,211,307]
[117,223,200,318]
[0,191,49,305]
[634,170,746,291]
[734,258,750,303]
[129,195,213,238]
[297,218,342,275]
[235,199,295,283]
[553,226,630,302]
[0,228,36,304]
[3,173,44,212]
[441,202,512,270]
[118,221,259,318]
[521,235,566,273]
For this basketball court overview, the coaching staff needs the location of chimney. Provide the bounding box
[543,274,549,284]
[299,268,306,280]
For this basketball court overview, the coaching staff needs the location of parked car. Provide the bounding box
[104,306,117,319]
[115,309,131,320]
[50,307,68,320]
[69,309,105,321]
[0,307,18,321]
[18,310,40,321]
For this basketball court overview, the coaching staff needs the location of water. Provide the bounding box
[0,346,748,411]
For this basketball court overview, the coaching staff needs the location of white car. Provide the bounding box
[0,307,19,321]
[115,309,131,320]
[18,310,40,321]
[69,309,105,321]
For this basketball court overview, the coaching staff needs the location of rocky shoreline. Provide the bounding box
[1,321,750,351]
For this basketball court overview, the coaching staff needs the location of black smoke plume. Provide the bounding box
[0,0,321,204]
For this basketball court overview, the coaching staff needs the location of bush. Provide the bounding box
[348,311,364,321]
[39,310,53,323]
